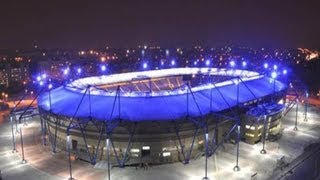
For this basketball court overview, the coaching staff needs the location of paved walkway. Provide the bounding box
[0,104,320,180]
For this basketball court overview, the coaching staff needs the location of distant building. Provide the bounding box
[0,59,30,88]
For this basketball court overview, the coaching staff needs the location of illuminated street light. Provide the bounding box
[230,61,236,67]
[242,61,247,67]
[100,56,106,62]
[171,60,176,66]
[205,60,210,66]
[165,49,169,56]
[63,68,69,75]
[194,61,198,66]
[273,64,278,70]
[36,76,41,81]
[264,63,268,69]
[271,71,277,79]
[39,81,44,86]
[77,68,82,74]
[282,69,287,75]
[101,65,107,72]
[48,84,53,89]
[42,74,47,79]
[143,62,148,69]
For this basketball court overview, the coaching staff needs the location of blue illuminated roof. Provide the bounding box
[37,76,286,122]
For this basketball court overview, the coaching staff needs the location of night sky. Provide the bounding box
[0,0,319,49]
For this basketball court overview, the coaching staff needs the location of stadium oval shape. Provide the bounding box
[38,67,286,122]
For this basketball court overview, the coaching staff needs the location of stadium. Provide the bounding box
[36,67,287,170]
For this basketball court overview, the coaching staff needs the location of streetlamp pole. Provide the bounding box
[203,131,209,180]
[304,92,308,122]
[294,99,299,131]
[10,115,17,153]
[233,124,241,171]
[106,138,111,180]
[19,123,27,164]
[260,115,267,154]
[67,134,74,180]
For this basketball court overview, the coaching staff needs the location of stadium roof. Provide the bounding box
[38,73,286,122]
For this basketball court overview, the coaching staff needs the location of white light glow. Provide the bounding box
[142,146,150,150]
[101,65,106,71]
[242,61,247,67]
[163,152,171,157]
[67,67,262,97]
[230,61,236,67]
[130,149,140,153]
[273,65,278,70]
[282,69,287,75]
[271,71,277,79]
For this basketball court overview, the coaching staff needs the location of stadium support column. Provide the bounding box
[39,111,46,146]
[65,86,89,180]
[92,122,104,165]
[66,133,74,180]
[294,99,299,131]
[260,115,267,154]
[106,137,111,180]
[174,121,186,163]
[10,115,17,153]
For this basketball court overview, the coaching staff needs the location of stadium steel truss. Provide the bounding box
[10,67,291,179]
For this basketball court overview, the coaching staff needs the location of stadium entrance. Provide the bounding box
[141,146,151,157]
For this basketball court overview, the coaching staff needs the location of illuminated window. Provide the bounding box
[245,125,255,130]
[130,149,140,153]
[132,154,139,157]
[245,133,255,137]
[142,146,150,150]
[163,152,171,157]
